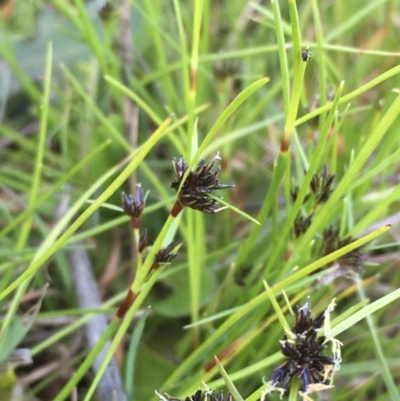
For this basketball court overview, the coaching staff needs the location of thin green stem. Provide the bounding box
[272,0,290,116]
[263,82,344,278]
[288,379,300,401]
[83,267,167,401]
[0,116,173,301]
[132,213,175,292]
[295,65,400,127]
[290,93,400,266]
[311,0,327,126]
[348,284,400,401]
[0,43,52,337]
[17,42,52,249]
[0,140,111,240]
[52,318,120,401]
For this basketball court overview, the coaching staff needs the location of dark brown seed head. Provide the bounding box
[122,185,145,219]
[138,229,148,253]
[213,57,240,81]
[152,243,181,270]
[310,166,335,204]
[293,213,314,238]
[157,390,233,401]
[98,1,115,22]
[302,49,312,62]
[270,298,336,393]
[171,154,233,213]
[321,226,364,273]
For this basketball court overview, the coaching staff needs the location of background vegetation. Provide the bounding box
[1,0,400,400]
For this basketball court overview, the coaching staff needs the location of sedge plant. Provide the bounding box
[1,1,400,401]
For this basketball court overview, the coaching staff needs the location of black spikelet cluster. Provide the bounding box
[171,155,233,213]
[293,213,314,238]
[152,243,179,270]
[158,390,233,401]
[270,299,335,393]
[321,226,364,273]
[310,166,335,204]
[290,166,335,239]
[122,185,145,219]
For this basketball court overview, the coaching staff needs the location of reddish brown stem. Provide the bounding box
[171,200,183,217]
[131,217,139,230]
[203,341,238,372]
[280,135,290,153]
[116,289,136,319]
[151,262,160,271]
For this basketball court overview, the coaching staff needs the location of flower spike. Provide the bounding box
[152,242,182,270]
[122,184,145,228]
[310,166,335,204]
[156,390,233,401]
[321,226,364,273]
[267,298,340,395]
[170,154,233,216]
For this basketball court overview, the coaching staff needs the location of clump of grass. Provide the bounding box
[1,1,400,401]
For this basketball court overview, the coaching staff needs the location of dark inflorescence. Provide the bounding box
[321,226,364,273]
[270,299,336,394]
[301,49,312,62]
[212,58,240,81]
[171,154,233,213]
[98,1,115,22]
[290,185,310,205]
[121,185,145,219]
[152,243,180,270]
[157,390,233,401]
[293,213,314,238]
[310,166,335,204]
[138,229,148,253]
[290,166,336,240]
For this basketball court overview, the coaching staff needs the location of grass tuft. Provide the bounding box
[1,1,400,400]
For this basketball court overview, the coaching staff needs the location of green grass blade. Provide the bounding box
[62,66,131,151]
[356,282,400,401]
[0,140,111,240]
[179,77,269,191]
[0,115,173,301]
[215,358,245,401]
[329,287,400,339]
